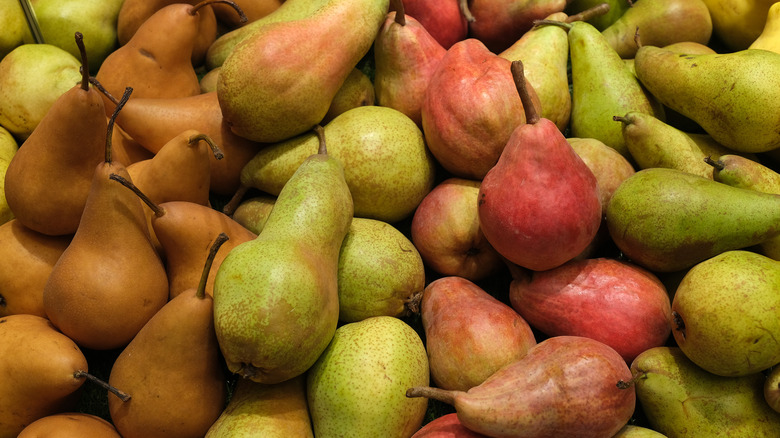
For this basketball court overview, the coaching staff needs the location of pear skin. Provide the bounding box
[750,1,780,53]
[17,413,121,438]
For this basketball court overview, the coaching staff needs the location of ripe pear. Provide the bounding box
[671,250,780,377]
[566,137,635,213]
[213,126,353,384]
[407,336,636,438]
[321,67,375,124]
[611,425,667,437]
[605,167,780,272]
[307,316,430,438]
[17,413,121,438]
[700,0,774,51]
[631,346,780,436]
[410,413,487,437]
[205,376,314,437]
[750,1,780,53]
[0,125,18,225]
[0,0,30,58]
[634,45,780,153]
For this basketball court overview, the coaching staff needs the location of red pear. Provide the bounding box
[477,60,601,271]
[412,413,488,437]
[399,0,468,49]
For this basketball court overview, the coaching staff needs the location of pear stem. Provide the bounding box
[616,370,646,389]
[314,125,327,155]
[566,3,611,23]
[74,370,131,402]
[89,77,120,106]
[222,184,250,216]
[532,19,571,31]
[406,386,457,405]
[75,32,89,91]
[633,27,642,48]
[196,233,230,299]
[189,133,225,160]
[703,156,723,171]
[613,115,630,124]
[391,0,406,26]
[109,173,166,217]
[106,87,133,164]
[192,0,247,23]
[459,0,475,22]
[510,60,540,125]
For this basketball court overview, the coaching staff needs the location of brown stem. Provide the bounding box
[196,233,230,299]
[704,156,724,171]
[189,133,224,160]
[192,0,247,23]
[406,386,457,405]
[532,19,571,31]
[75,32,89,91]
[106,87,133,163]
[109,173,166,218]
[511,60,539,125]
[89,77,120,106]
[392,0,406,26]
[633,27,642,49]
[459,0,475,23]
[222,183,250,216]
[314,125,327,155]
[566,2,610,23]
[74,370,131,402]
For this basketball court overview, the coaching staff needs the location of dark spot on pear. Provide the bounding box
[672,311,686,340]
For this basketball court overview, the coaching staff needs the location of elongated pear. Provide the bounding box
[605,167,780,272]
[634,45,780,153]
[631,346,780,436]
[217,0,390,143]
[750,1,780,53]
[213,126,353,384]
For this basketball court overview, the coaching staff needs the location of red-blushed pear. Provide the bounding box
[410,178,504,282]
[421,38,541,180]
[411,413,488,437]
[17,413,122,437]
[397,0,468,49]
[108,234,229,438]
[566,137,636,214]
[507,257,673,363]
[477,60,601,272]
[406,335,636,437]
[374,0,446,127]
[418,276,536,392]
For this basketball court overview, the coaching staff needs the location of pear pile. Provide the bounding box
[2,0,780,437]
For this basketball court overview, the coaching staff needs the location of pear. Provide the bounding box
[225,105,435,223]
[605,167,780,272]
[566,137,636,213]
[17,413,121,437]
[3,33,106,236]
[421,276,537,392]
[477,61,601,272]
[611,425,667,437]
[205,376,314,437]
[0,0,30,58]
[107,234,229,438]
[399,0,468,49]
[700,0,774,51]
[565,0,630,30]
[630,346,780,436]
[230,195,277,234]
[601,0,712,59]
[465,0,570,53]
[321,67,375,124]
[634,45,780,153]
[411,413,487,437]
[0,314,88,438]
[307,316,430,438]
[670,250,780,377]
[0,125,18,225]
[216,0,390,143]
[213,126,353,384]
[406,335,636,438]
[750,1,780,53]
[764,365,780,413]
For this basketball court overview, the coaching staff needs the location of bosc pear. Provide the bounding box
[213,126,353,384]
[217,0,390,143]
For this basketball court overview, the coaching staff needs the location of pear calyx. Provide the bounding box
[672,310,686,340]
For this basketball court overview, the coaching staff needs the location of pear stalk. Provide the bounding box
[458,0,475,22]
[510,60,540,124]
[197,233,230,299]
[108,173,166,218]
[74,370,131,402]
[391,0,406,26]
[191,0,247,23]
[106,87,133,163]
[565,3,611,23]
[188,133,225,160]
[406,386,456,405]
[75,32,89,91]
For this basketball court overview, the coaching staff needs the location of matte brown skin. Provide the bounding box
[42,163,169,351]
[0,315,88,438]
[17,412,121,437]
[0,220,71,318]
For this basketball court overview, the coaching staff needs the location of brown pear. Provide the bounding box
[420,276,537,392]
[0,314,89,438]
[113,91,265,196]
[108,235,229,438]
[3,32,107,236]
[0,219,71,318]
[17,413,122,438]
[42,110,169,350]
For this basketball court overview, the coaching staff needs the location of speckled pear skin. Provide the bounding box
[631,346,780,436]
[605,167,780,272]
[634,46,780,153]
[306,316,429,438]
[212,146,353,384]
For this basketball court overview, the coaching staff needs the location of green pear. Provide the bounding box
[564,0,631,31]
[601,0,712,59]
[27,0,124,72]
[634,45,780,153]
[213,127,353,384]
[0,1,31,58]
[229,197,426,323]
[546,20,664,157]
[0,43,81,141]
[306,316,429,438]
[216,0,389,143]
[670,250,780,377]
[0,126,18,225]
[320,67,376,124]
[226,105,436,223]
[205,376,314,437]
[612,111,734,178]
[630,346,780,436]
[605,167,780,272]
